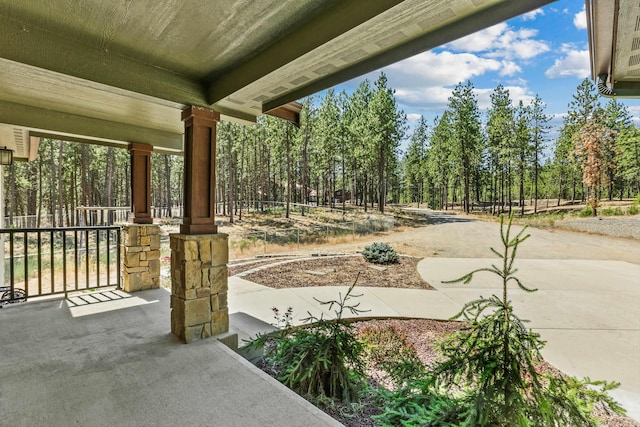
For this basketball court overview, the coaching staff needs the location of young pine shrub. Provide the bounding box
[246,275,368,404]
[376,213,625,427]
[361,242,399,265]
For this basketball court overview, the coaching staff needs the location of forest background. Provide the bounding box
[4,74,639,227]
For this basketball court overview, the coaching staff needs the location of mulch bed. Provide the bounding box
[241,255,434,290]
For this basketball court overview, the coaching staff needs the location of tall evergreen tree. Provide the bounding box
[368,73,406,213]
[529,95,550,213]
[448,81,482,213]
[403,116,428,205]
[487,84,515,214]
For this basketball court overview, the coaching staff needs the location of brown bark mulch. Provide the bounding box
[241,255,434,290]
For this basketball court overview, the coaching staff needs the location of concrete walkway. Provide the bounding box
[228,257,640,421]
[0,288,341,427]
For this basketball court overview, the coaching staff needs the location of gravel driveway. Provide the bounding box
[557,217,640,239]
[325,209,640,265]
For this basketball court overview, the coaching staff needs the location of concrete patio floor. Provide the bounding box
[0,288,340,427]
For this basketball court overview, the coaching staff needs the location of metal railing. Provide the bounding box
[0,226,121,304]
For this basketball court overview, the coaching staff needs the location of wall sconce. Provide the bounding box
[0,146,13,165]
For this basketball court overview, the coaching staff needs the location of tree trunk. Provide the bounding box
[164,155,172,218]
[285,125,291,219]
[228,132,234,224]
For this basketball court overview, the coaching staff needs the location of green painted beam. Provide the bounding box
[263,0,557,112]
[0,15,208,107]
[205,0,403,105]
[213,105,257,125]
[0,100,183,151]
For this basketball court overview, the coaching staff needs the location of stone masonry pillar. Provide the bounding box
[170,106,229,343]
[121,224,161,292]
[170,234,228,343]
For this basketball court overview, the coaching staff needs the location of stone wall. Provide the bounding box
[170,233,228,343]
[121,224,161,292]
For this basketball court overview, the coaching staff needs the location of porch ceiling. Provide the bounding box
[0,0,553,154]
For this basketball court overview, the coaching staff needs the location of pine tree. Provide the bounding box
[529,95,550,213]
[403,116,428,205]
[574,109,616,216]
[487,84,515,214]
[448,81,482,213]
[368,72,406,213]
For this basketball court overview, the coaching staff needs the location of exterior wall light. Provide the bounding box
[0,147,13,165]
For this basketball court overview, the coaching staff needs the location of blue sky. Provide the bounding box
[332,0,639,148]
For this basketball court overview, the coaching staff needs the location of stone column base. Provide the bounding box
[121,224,161,292]
[170,233,228,343]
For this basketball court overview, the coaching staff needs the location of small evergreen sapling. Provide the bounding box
[433,213,624,426]
[375,213,625,426]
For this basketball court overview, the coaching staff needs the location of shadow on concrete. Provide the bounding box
[0,288,340,426]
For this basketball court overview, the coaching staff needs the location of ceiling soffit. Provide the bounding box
[0,0,556,150]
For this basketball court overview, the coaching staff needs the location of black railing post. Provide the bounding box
[116,228,121,290]
[23,231,28,297]
[96,229,100,290]
[74,230,79,292]
[9,232,14,298]
[49,230,54,294]
[62,230,67,298]
[106,230,111,288]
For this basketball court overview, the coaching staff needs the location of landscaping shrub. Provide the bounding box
[246,277,368,404]
[579,205,593,217]
[360,324,424,387]
[375,214,625,427]
[601,206,624,216]
[627,205,639,215]
[361,242,399,265]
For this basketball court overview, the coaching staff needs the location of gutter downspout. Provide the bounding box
[597,74,640,98]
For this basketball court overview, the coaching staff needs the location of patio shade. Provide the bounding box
[0,0,553,157]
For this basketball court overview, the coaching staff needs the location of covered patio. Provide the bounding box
[0,0,562,424]
[0,288,340,426]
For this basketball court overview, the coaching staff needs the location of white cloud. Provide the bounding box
[448,23,507,52]
[394,86,453,111]
[446,23,549,60]
[545,49,589,78]
[386,51,507,87]
[627,105,640,125]
[522,8,544,21]
[574,6,587,30]
[406,113,422,123]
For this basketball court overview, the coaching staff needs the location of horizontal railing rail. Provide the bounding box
[0,226,121,305]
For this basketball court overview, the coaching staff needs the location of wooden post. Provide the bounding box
[180,106,219,235]
[128,142,153,224]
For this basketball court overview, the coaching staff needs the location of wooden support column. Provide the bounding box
[129,142,153,224]
[181,106,219,234]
